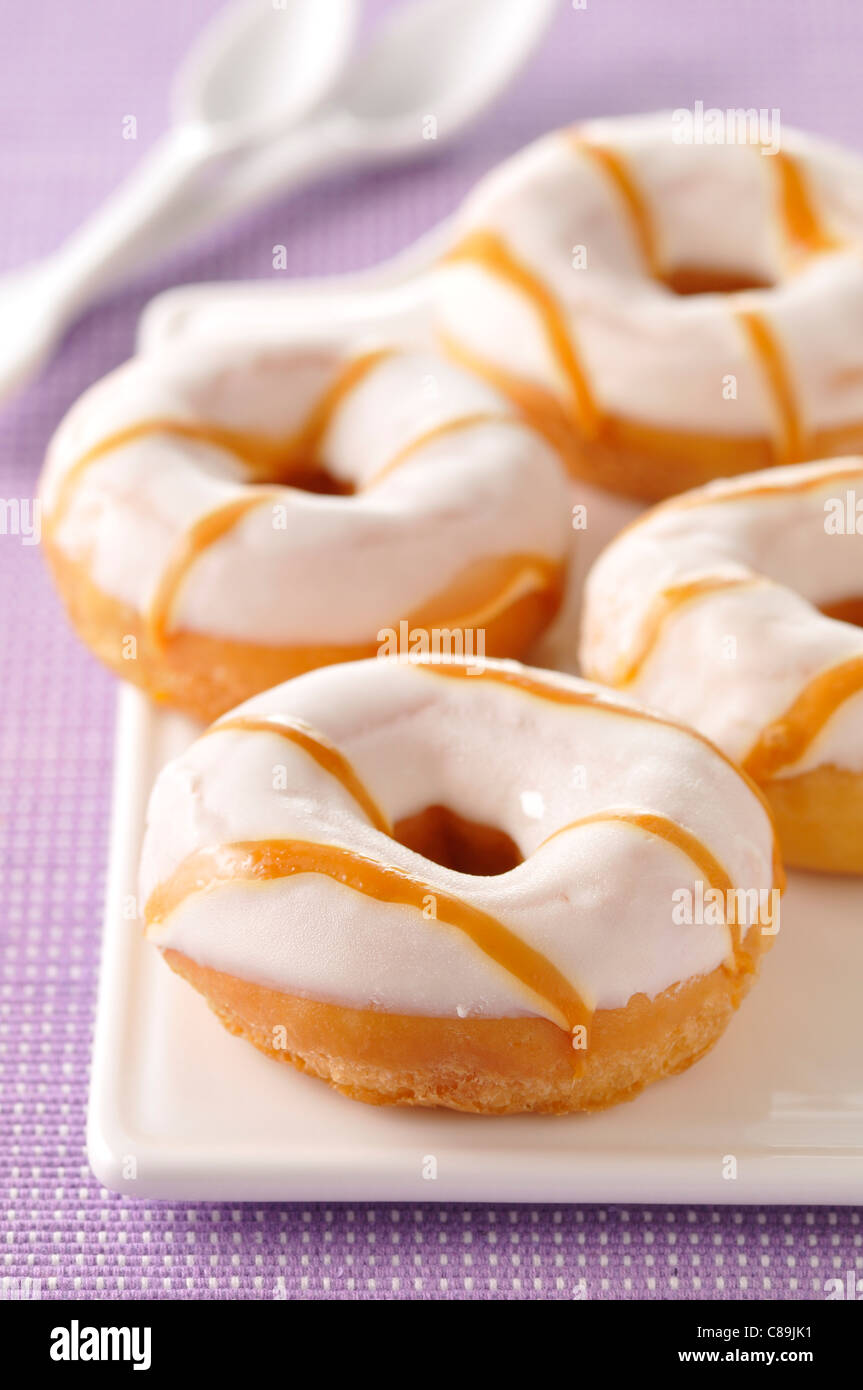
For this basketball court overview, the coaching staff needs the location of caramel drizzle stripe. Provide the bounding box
[577,141,837,273]
[743,654,863,781]
[773,150,838,257]
[443,230,601,437]
[205,716,391,835]
[444,147,816,470]
[600,464,863,563]
[539,810,759,968]
[144,840,593,1038]
[735,309,805,463]
[256,347,396,486]
[417,660,786,892]
[622,573,863,787]
[50,419,251,536]
[725,147,836,464]
[138,350,398,646]
[573,137,809,473]
[666,463,863,515]
[48,349,394,534]
[284,349,396,473]
[150,542,560,654]
[438,139,842,480]
[613,575,760,686]
[574,145,836,470]
[148,494,278,649]
[436,330,579,467]
[366,411,514,487]
[150,411,526,645]
[404,554,562,633]
[573,138,662,278]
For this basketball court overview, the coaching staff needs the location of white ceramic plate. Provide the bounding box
[86,282,863,1202]
[87,684,863,1202]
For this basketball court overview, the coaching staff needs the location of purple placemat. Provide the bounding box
[2,0,862,1302]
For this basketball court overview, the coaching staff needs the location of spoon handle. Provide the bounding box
[39,116,351,327]
[0,118,354,409]
[39,124,247,318]
[128,114,354,269]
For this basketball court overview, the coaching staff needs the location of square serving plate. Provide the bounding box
[86,283,863,1202]
[87,684,863,1202]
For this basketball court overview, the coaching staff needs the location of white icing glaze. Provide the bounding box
[43,114,863,660]
[141,657,777,1021]
[432,112,863,437]
[41,343,570,645]
[581,458,863,776]
[529,478,644,672]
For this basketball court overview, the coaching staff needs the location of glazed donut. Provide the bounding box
[40,342,570,722]
[434,112,863,500]
[581,458,863,874]
[140,656,781,1114]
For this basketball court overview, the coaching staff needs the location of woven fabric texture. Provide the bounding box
[1,0,861,1300]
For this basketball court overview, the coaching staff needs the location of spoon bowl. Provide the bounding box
[336,0,559,149]
[0,0,360,403]
[0,0,560,407]
[175,0,359,139]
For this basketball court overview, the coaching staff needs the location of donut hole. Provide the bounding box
[275,460,355,496]
[820,596,863,628]
[660,266,776,296]
[393,804,524,876]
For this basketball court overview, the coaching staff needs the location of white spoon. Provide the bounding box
[147,0,560,261]
[143,0,561,351]
[2,0,559,403]
[0,0,360,402]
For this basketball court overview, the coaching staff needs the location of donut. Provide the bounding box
[40,342,570,722]
[434,112,863,500]
[581,458,863,874]
[140,656,782,1114]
